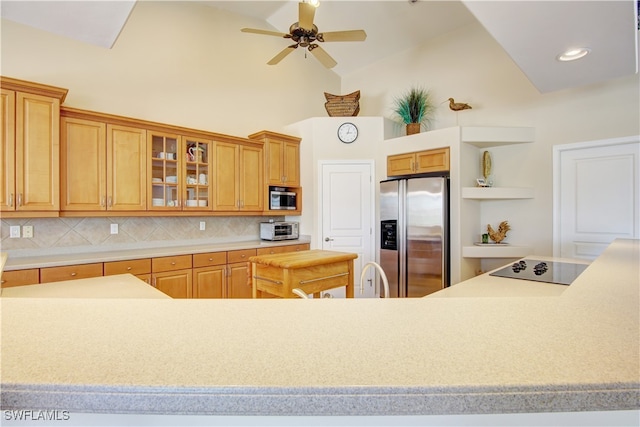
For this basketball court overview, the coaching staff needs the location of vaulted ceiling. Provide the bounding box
[1,1,638,93]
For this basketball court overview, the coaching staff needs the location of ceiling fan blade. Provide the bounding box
[241,28,289,38]
[318,30,367,42]
[309,45,337,69]
[267,45,297,65]
[298,2,316,30]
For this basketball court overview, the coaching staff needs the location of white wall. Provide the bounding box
[341,22,640,257]
[0,1,341,137]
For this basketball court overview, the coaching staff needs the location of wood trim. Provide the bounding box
[61,107,264,148]
[1,76,68,102]
[248,130,301,144]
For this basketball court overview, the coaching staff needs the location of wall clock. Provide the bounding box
[337,122,358,144]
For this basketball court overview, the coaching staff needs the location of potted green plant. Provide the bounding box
[392,86,436,135]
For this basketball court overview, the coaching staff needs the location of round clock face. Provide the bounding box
[337,122,358,144]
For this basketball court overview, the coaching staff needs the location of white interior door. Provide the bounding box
[319,161,374,298]
[554,136,640,259]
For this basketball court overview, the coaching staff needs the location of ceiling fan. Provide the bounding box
[240,1,367,69]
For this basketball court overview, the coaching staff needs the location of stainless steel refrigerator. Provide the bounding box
[379,176,449,297]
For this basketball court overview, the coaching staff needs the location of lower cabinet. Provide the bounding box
[192,251,227,298]
[153,269,193,298]
[2,243,310,298]
[226,249,256,299]
[151,255,193,298]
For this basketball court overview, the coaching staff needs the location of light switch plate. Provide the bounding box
[110,223,118,234]
[22,225,33,238]
[9,226,20,238]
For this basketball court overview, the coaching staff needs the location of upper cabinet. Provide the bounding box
[1,77,68,216]
[61,112,147,212]
[212,139,263,212]
[148,132,213,211]
[249,131,301,187]
[387,147,450,177]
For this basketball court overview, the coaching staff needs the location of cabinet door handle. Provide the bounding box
[17,193,22,207]
[107,196,113,208]
[126,266,132,271]
[100,196,106,207]
[208,257,213,261]
[70,272,77,277]
[152,278,157,287]
[171,261,176,265]
[8,193,13,207]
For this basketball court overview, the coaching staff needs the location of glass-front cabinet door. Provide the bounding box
[182,137,211,210]
[149,132,181,210]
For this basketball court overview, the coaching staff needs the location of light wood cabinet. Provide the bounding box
[149,132,212,211]
[387,147,450,176]
[226,249,256,299]
[60,109,148,212]
[104,258,151,283]
[256,243,309,256]
[212,140,263,211]
[1,268,39,287]
[40,263,103,283]
[151,254,193,298]
[192,251,227,298]
[249,130,301,187]
[0,77,67,215]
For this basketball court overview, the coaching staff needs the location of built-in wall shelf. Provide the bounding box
[462,187,534,200]
[461,126,535,148]
[462,245,533,259]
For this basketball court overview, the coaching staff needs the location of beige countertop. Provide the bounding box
[1,239,638,416]
[3,237,310,270]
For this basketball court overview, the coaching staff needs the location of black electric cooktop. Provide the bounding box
[489,259,589,286]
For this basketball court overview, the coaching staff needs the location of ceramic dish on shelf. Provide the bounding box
[152,178,162,183]
[152,198,164,206]
[165,176,177,183]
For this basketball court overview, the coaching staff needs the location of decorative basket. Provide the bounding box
[324,90,360,117]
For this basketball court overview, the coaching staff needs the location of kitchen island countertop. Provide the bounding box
[1,239,638,417]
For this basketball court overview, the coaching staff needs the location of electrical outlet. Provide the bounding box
[22,225,33,238]
[199,221,206,231]
[9,226,21,238]
[110,223,118,235]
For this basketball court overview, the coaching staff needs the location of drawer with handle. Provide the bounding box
[227,249,257,264]
[152,255,192,273]
[193,252,227,268]
[104,258,151,276]
[40,263,104,283]
[1,269,39,288]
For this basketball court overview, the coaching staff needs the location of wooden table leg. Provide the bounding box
[251,262,258,299]
[345,259,354,298]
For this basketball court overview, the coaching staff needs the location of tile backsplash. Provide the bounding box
[0,216,281,253]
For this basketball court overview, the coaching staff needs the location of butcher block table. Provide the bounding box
[249,249,358,298]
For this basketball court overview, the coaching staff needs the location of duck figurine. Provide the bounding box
[447,98,472,111]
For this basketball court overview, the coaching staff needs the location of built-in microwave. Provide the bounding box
[269,187,297,210]
[260,221,299,241]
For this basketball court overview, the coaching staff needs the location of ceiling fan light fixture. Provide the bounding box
[307,0,320,8]
[556,47,591,62]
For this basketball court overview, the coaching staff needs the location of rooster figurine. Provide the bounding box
[487,221,511,244]
[447,98,472,111]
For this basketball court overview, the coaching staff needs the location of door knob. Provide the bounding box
[324,237,334,242]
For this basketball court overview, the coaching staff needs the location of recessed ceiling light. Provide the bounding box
[556,47,591,62]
